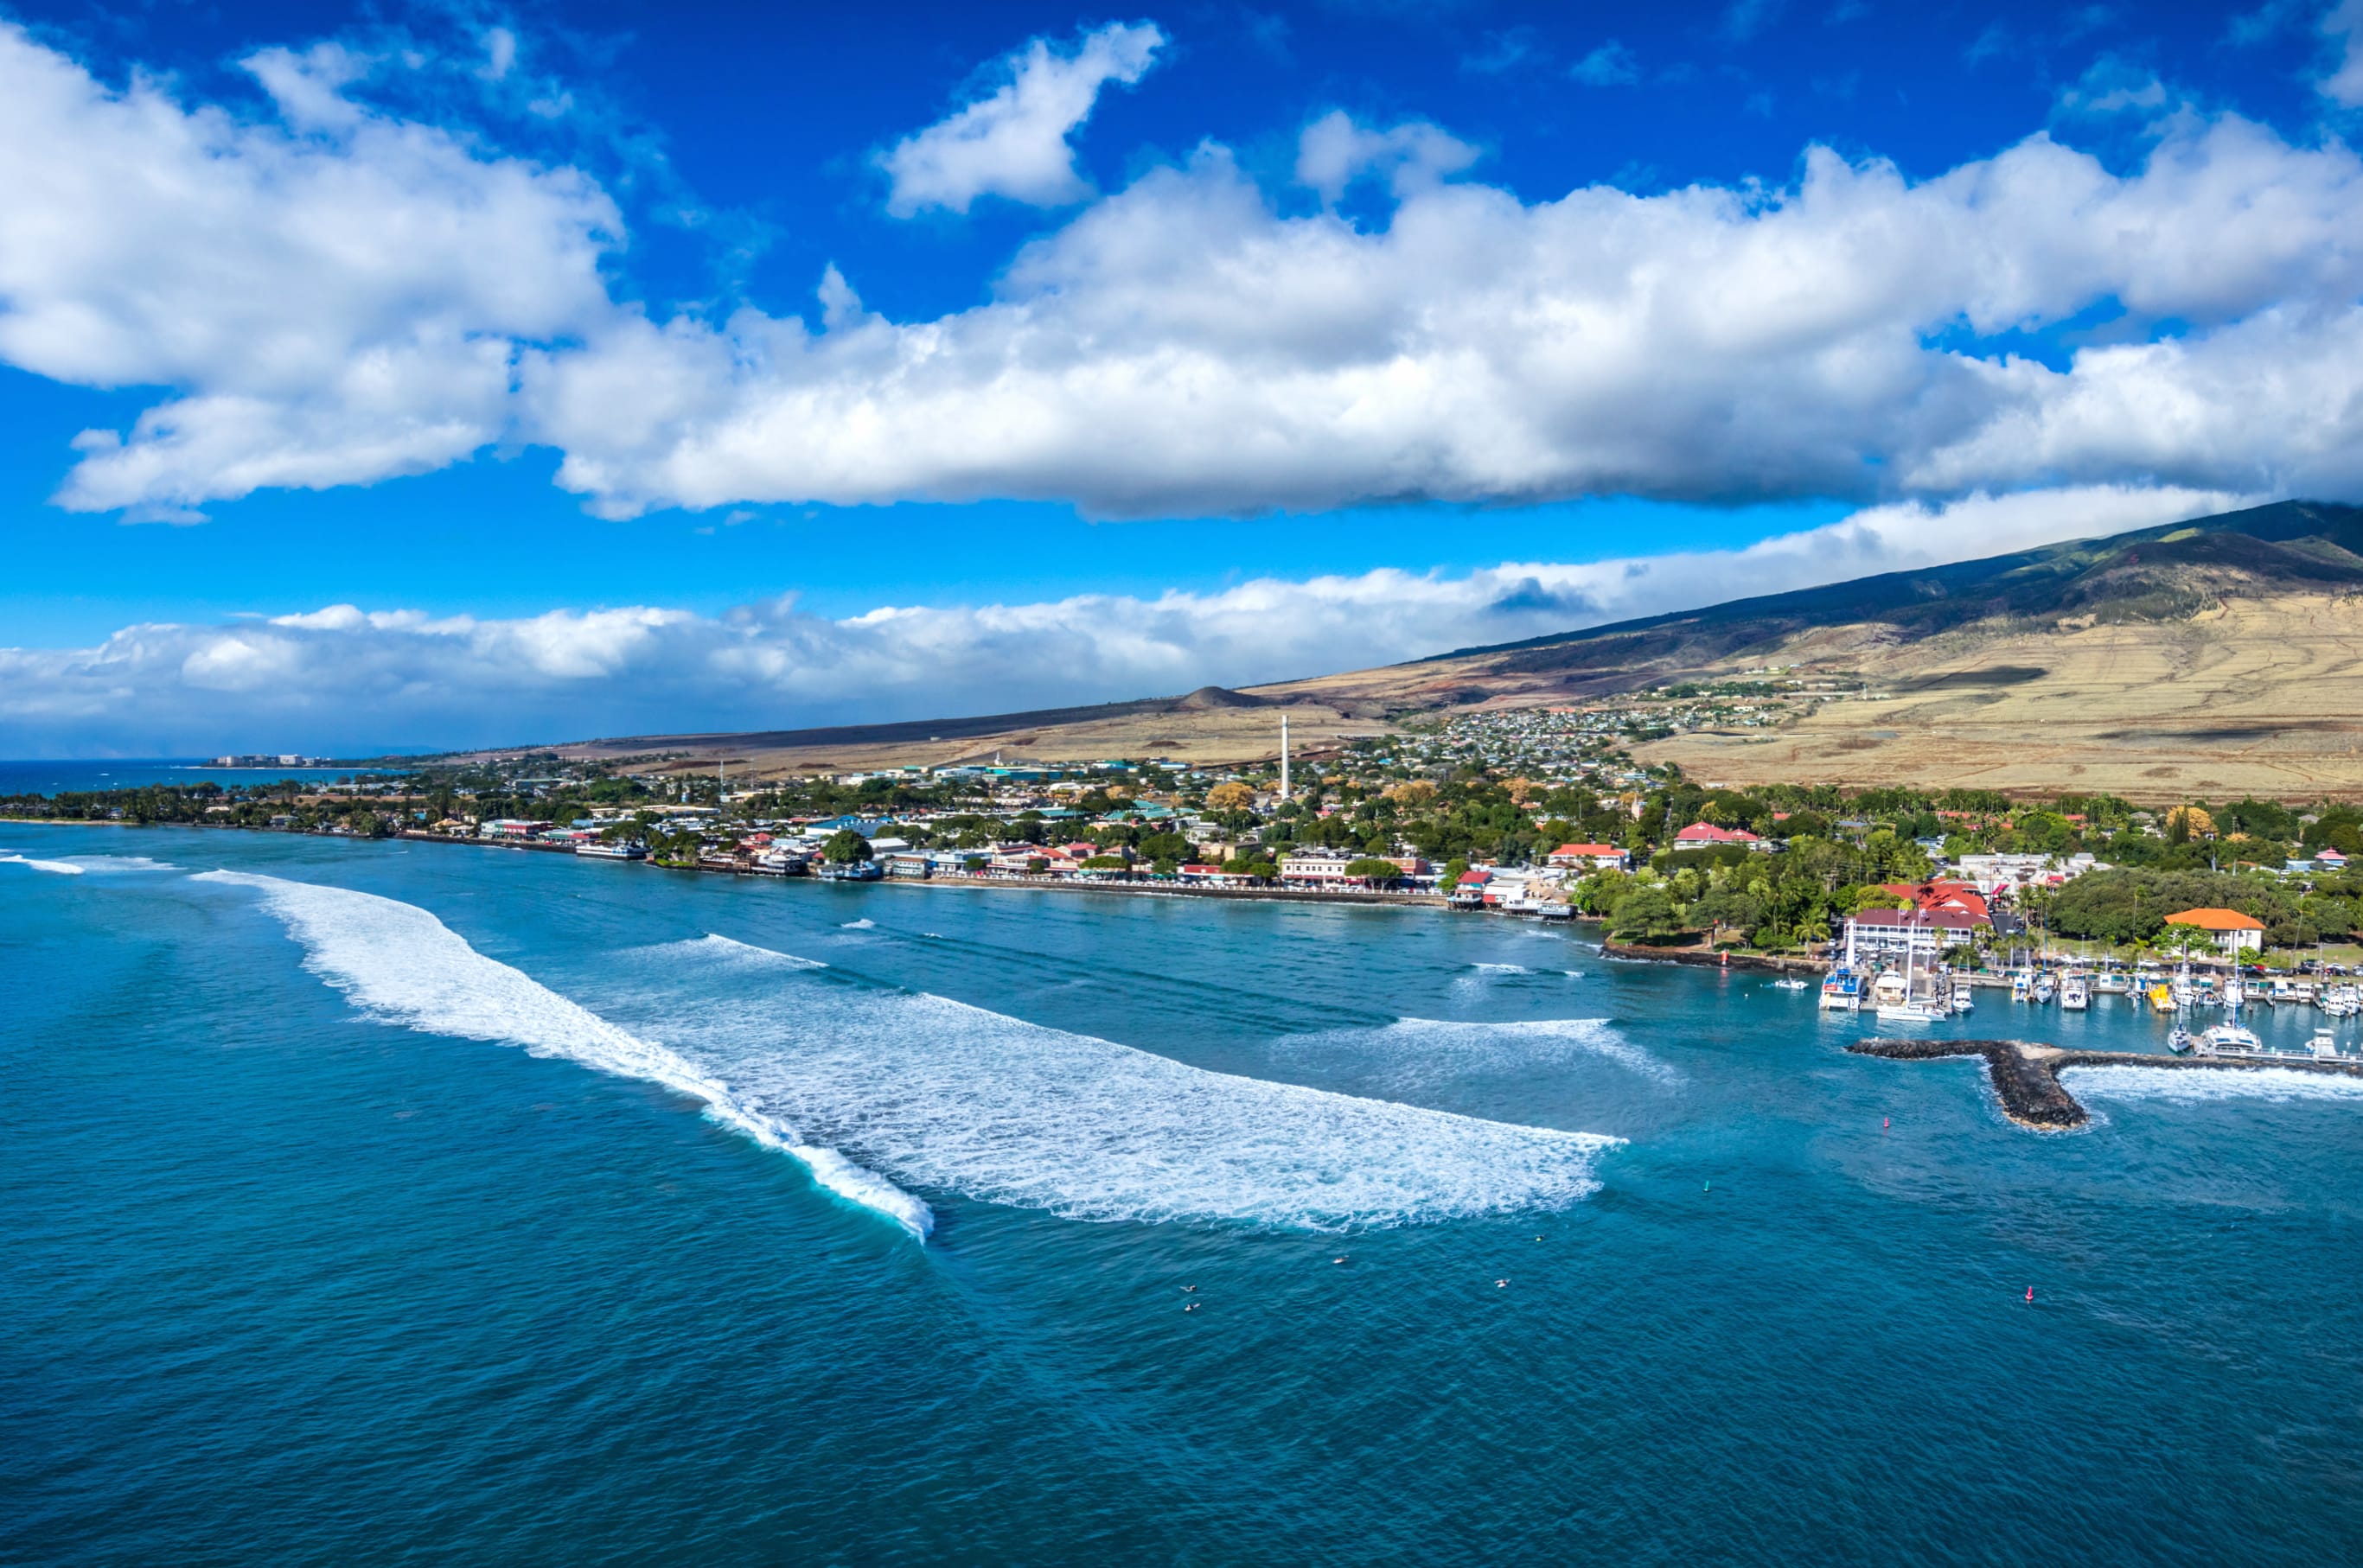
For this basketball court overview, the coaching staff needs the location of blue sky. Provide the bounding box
[1,0,2360,752]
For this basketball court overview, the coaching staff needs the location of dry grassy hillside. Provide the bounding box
[493,499,2363,797]
[1629,594,2363,800]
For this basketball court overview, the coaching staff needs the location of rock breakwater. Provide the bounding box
[1848,1037,2363,1131]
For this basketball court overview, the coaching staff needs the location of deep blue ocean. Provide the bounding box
[6,824,2361,1565]
[0,760,393,795]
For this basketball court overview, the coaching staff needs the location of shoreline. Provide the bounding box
[1849,1036,2363,1130]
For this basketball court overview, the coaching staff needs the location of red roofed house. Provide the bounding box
[1548,843,1628,870]
[1880,879,1991,921]
[1673,822,1764,851]
[2163,907,2266,954]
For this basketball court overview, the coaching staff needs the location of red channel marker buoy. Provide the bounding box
[2026,1286,2034,1303]
[1883,1117,1890,1131]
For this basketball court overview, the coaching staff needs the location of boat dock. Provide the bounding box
[1848,1037,2363,1131]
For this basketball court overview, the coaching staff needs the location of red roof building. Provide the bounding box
[1880,879,1991,921]
[1673,822,1761,848]
[1548,843,1627,868]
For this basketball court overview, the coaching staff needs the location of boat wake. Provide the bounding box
[619,938,1622,1231]
[193,871,931,1241]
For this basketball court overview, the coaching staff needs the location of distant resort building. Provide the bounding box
[1547,843,1628,870]
[2162,907,2267,953]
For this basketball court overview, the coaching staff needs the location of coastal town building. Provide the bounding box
[1843,907,1984,956]
[1547,842,1628,870]
[1952,852,2098,895]
[2162,907,2267,953]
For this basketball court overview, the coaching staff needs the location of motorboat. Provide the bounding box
[1876,999,1951,1023]
[2312,1028,2346,1060]
[1819,968,1862,1012]
[2147,983,2177,1013]
[1873,942,1951,1023]
[2324,985,2363,1018]
[2196,1023,2264,1055]
[2011,972,2032,1003]
[2060,974,2090,1010]
[1951,978,1976,1012]
[1772,977,1810,991]
[2032,972,2057,1004]
[2094,970,2130,996]
[2269,977,2297,1004]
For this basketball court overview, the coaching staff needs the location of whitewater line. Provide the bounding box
[193,870,932,1241]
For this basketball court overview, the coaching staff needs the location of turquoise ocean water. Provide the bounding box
[6,824,2361,1564]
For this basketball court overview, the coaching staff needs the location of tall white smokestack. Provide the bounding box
[1280,715,1291,800]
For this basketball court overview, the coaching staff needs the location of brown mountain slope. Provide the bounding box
[504,500,2363,797]
[1246,499,2363,799]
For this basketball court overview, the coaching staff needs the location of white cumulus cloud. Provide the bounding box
[878,21,1164,216]
[0,486,2245,755]
[0,23,620,519]
[1,22,2360,527]
[526,113,2363,520]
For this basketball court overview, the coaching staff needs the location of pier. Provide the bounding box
[1848,1037,2363,1131]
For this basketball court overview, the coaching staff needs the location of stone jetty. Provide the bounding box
[1847,1037,2363,1131]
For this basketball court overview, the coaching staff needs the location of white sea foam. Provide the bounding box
[658,934,827,969]
[1471,962,1532,975]
[840,917,877,930]
[608,952,1620,1230]
[194,870,930,1240]
[2065,1065,2363,1106]
[0,853,83,875]
[63,854,181,872]
[1282,1017,1676,1087]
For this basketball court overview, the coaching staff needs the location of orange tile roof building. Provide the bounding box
[2163,907,2266,953]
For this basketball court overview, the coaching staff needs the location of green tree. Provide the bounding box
[1609,886,1682,940]
[821,828,873,864]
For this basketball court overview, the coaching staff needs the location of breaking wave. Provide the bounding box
[1470,962,1532,975]
[0,853,83,875]
[1280,1017,1676,1088]
[193,871,930,1240]
[632,939,1621,1230]
[2065,1065,2363,1105]
[840,918,876,930]
[656,934,827,969]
